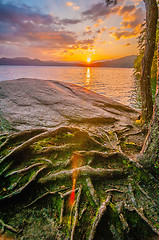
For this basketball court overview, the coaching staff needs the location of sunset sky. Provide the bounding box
[0,0,145,62]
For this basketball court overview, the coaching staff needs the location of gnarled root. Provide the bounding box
[0,128,46,151]
[86,178,99,205]
[38,166,126,184]
[70,186,82,240]
[89,194,112,240]
[0,219,20,234]
[0,165,47,200]
[0,126,80,163]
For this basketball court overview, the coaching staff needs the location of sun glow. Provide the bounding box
[69,152,83,208]
[87,57,91,63]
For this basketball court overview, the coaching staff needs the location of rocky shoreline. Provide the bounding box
[0,78,139,133]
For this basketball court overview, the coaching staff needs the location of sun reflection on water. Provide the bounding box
[86,67,91,86]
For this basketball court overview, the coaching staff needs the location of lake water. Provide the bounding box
[0,65,139,109]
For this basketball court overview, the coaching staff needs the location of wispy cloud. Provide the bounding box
[61,18,81,25]
[82,2,119,20]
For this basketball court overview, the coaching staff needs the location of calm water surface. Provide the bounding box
[0,66,139,109]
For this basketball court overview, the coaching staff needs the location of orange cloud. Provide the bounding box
[66,2,80,10]
[94,18,104,28]
[96,27,106,34]
[86,26,92,31]
[108,27,116,31]
[120,8,144,29]
[73,6,80,10]
[123,43,130,47]
[66,2,73,6]
[112,26,141,40]
[111,7,144,40]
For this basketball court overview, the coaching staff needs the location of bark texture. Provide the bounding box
[139,41,159,173]
[140,0,158,121]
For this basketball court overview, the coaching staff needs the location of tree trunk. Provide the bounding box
[140,0,158,121]
[139,41,159,172]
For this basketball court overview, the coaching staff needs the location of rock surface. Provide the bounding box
[0,78,139,132]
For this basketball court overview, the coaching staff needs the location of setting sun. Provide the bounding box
[87,58,91,63]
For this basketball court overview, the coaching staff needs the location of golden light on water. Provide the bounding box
[86,67,91,85]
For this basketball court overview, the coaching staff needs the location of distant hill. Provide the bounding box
[0,55,136,68]
[90,55,136,68]
[0,57,77,67]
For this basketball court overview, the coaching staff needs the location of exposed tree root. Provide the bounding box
[77,150,130,166]
[0,128,46,151]
[37,158,53,165]
[7,176,22,191]
[59,188,78,199]
[38,143,79,154]
[0,219,20,234]
[124,130,143,138]
[70,186,82,240]
[85,150,128,159]
[119,212,129,232]
[1,165,47,200]
[0,126,80,163]
[86,178,99,205]
[118,203,129,232]
[0,162,13,176]
[25,187,69,208]
[0,125,158,239]
[6,162,44,177]
[105,188,124,193]
[136,183,152,200]
[128,182,137,207]
[0,131,51,163]
[60,198,65,225]
[79,206,87,220]
[135,183,158,207]
[38,166,126,184]
[89,194,112,240]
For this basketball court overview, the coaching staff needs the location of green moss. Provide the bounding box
[109,203,124,238]
[124,209,154,239]
[0,114,14,132]
[31,137,53,151]
[121,141,141,150]
[54,132,74,144]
